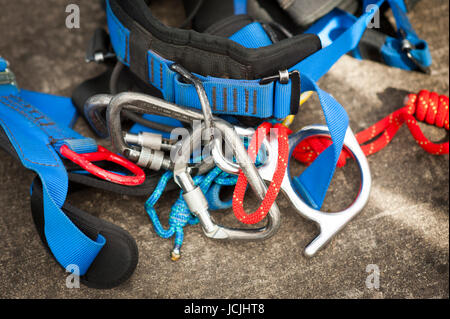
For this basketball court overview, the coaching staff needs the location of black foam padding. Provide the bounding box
[358,28,388,63]
[71,68,113,117]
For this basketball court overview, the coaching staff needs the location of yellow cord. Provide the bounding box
[281,91,314,127]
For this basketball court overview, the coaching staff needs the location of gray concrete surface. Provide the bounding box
[0,0,448,299]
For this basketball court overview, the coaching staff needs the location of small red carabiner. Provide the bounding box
[60,145,146,186]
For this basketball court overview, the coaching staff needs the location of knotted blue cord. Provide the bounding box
[145,167,236,259]
[145,139,265,259]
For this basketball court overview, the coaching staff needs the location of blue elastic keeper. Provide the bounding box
[57,137,98,155]
[106,0,130,66]
[274,79,292,119]
[229,22,273,49]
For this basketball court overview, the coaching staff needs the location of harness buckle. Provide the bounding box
[259,69,298,85]
[60,144,146,186]
[400,30,431,74]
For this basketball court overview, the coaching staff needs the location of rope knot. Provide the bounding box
[406,90,449,130]
[169,198,195,228]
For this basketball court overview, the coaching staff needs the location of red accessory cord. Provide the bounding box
[60,145,146,186]
[232,123,291,225]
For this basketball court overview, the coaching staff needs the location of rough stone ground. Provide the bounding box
[0,0,448,299]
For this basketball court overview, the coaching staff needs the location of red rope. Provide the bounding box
[293,90,449,167]
[232,123,291,225]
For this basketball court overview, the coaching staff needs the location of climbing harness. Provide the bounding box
[74,0,430,209]
[0,0,439,288]
[74,0,431,127]
[293,90,449,167]
[70,0,430,260]
[82,58,370,258]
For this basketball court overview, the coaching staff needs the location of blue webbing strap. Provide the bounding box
[20,90,79,128]
[286,2,387,207]
[229,22,272,48]
[293,75,348,208]
[295,0,387,82]
[226,20,350,208]
[0,59,105,275]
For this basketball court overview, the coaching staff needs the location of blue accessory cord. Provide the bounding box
[145,168,235,259]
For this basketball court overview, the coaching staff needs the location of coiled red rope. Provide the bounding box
[293,90,449,167]
[232,123,290,225]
